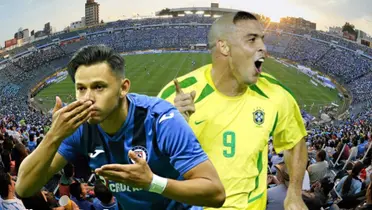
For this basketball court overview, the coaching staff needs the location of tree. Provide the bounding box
[64,26,70,32]
[258,14,271,25]
[158,8,170,16]
[342,22,356,35]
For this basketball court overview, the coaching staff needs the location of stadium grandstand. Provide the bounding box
[0,3,372,210]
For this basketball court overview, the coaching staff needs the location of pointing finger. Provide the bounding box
[173,79,184,94]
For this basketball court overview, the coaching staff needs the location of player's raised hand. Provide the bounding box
[95,150,153,189]
[49,96,94,141]
[173,79,196,122]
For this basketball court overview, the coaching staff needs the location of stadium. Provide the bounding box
[0,2,372,210]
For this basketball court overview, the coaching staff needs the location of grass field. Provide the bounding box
[35,53,342,116]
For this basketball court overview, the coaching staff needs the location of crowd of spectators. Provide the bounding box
[14,46,66,72]
[265,32,371,104]
[267,103,372,210]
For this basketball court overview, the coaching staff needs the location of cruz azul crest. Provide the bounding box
[253,108,265,125]
[129,146,149,164]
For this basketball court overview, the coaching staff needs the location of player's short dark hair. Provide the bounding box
[208,11,258,50]
[69,182,83,199]
[68,45,125,83]
[0,171,11,198]
[233,11,258,24]
[94,181,113,204]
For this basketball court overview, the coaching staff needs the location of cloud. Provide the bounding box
[288,0,370,18]
[349,16,372,35]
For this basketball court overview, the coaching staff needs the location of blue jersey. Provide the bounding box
[58,93,208,210]
[93,197,119,210]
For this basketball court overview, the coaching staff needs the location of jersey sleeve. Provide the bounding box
[157,81,177,105]
[156,108,209,176]
[272,90,307,153]
[57,126,83,163]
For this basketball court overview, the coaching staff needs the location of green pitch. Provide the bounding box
[35,53,342,116]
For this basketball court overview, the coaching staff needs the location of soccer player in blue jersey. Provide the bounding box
[16,45,225,209]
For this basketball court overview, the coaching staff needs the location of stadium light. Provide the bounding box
[185,11,193,15]
[204,14,211,17]
[196,11,204,15]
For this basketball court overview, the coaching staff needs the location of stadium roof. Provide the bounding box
[155,7,240,16]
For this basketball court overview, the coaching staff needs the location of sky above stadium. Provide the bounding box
[0,0,371,47]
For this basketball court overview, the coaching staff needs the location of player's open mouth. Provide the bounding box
[255,58,265,73]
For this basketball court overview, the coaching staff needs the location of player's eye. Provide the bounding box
[248,37,256,42]
[95,85,104,91]
[77,87,86,91]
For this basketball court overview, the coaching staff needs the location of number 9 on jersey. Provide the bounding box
[223,131,235,158]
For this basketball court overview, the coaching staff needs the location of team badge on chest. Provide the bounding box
[129,146,149,164]
[253,108,265,126]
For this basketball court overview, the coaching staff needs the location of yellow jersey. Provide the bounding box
[157,64,307,210]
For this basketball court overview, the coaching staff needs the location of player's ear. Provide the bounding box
[217,40,230,56]
[120,78,130,98]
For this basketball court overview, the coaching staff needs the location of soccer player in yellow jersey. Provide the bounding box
[158,11,308,210]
